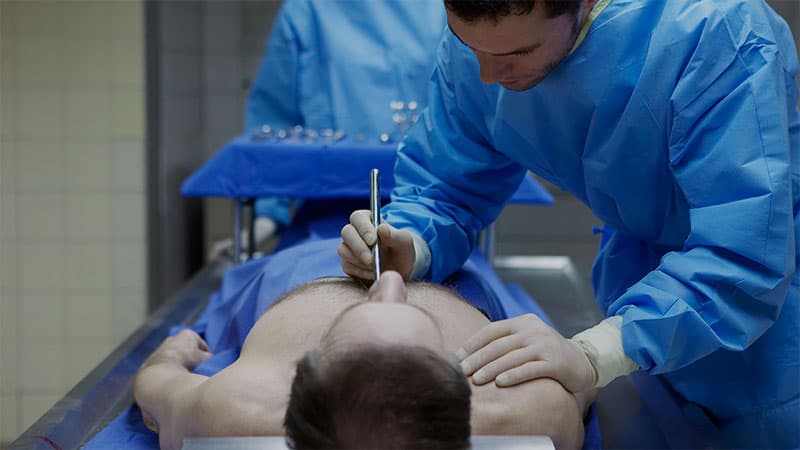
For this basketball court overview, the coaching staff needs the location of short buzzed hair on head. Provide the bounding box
[284,346,471,449]
[445,0,582,22]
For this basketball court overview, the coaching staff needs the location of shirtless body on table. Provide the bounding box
[134,272,592,449]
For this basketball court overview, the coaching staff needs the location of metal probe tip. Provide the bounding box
[370,169,381,281]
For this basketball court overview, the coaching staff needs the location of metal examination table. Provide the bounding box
[9,256,693,449]
[9,134,708,449]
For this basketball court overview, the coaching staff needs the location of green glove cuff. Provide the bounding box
[570,316,639,388]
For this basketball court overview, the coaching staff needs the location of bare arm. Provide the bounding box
[471,377,594,449]
[133,329,212,450]
[134,329,285,449]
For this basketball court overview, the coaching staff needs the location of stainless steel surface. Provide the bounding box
[494,255,600,337]
[493,258,671,449]
[370,168,382,280]
[246,199,256,260]
[479,223,498,265]
[234,199,243,264]
[183,436,554,450]
[8,261,229,450]
[471,436,553,450]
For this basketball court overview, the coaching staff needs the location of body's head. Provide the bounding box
[444,0,598,90]
[284,272,472,449]
[285,345,470,449]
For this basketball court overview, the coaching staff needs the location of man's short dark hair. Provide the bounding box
[284,346,471,449]
[445,0,582,22]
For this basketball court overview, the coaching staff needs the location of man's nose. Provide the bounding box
[368,271,408,303]
[477,53,502,85]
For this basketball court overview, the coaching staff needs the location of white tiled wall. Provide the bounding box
[0,1,146,446]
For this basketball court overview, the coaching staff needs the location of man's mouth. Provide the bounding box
[499,79,521,87]
[499,78,532,90]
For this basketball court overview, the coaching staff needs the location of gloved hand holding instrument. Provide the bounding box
[338,169,418,280]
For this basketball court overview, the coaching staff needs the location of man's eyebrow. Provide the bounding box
[322,302,364,343]
[408,302,442,330]
[447,23,540,56]
[322,299,443,344]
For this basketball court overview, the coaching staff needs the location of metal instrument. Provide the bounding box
[370,168,381,280]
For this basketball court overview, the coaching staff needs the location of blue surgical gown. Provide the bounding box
[246,0,446,224]
[383,0,800,446]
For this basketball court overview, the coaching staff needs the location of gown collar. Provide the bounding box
[570,0,612,54]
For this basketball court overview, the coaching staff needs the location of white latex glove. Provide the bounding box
[338,210,417,280]
[456,313,596,393]
[208,216,277,261]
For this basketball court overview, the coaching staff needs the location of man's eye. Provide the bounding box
[513,49,534,56]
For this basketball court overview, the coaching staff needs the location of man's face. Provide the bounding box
[447,5,585,91]
[320,272,447,358]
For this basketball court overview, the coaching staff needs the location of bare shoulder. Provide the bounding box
[471,378,585,449]
[181,359,287,439]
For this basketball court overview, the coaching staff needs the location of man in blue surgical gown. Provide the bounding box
[210,0,446,258]
[339,0,800,446]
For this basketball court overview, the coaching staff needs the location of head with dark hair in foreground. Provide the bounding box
[284,273,471,448]
[285,346,471,449]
